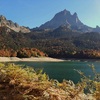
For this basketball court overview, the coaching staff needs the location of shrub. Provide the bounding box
[0,63,98,100]
[75,64,100,100]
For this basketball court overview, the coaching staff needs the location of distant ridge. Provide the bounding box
[0,9,100,33]
[39,9,100,32]
[0,15,30,33]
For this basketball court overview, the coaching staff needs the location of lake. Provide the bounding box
[13,59,100,83]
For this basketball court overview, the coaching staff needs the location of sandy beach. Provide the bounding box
[0,57,65,62]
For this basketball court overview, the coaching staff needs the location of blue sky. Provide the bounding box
[0,0,100,28]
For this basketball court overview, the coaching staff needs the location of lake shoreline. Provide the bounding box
[0,57,100,62]
[0,57,66,62]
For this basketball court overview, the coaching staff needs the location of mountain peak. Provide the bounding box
[39,9,83,29]
[96,25,100,28]
[0,15,6,20]
[61,9,71,15]
[55,9,71,17]
[39,9,100,32]
[73,12,77,17]
[63,9,69,13]
[63,9,67,12]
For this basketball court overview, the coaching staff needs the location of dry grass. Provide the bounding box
[0,63,99,100]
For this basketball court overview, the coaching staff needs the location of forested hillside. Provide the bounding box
[1,26,100,58]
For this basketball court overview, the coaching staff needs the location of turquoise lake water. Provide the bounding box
[13,60,100,83]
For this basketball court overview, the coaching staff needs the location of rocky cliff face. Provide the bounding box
[0,15,30,33]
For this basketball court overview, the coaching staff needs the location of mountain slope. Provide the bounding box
[0,15,30,33]
[40,9,83,29]
[39,9,100,33]
[1,25,100,58]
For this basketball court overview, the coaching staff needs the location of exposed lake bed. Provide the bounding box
[0,57,65,62]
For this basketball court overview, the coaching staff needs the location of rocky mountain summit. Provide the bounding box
[39,9,100,33]
[0,9,100,33]
[40,9,83,29]
[0,15,30,33]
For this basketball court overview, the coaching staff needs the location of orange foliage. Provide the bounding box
[0,48,47,58]
[17,48,46,58]
[0,49,17,57]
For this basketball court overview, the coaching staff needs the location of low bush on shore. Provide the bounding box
[0,63,99,100]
